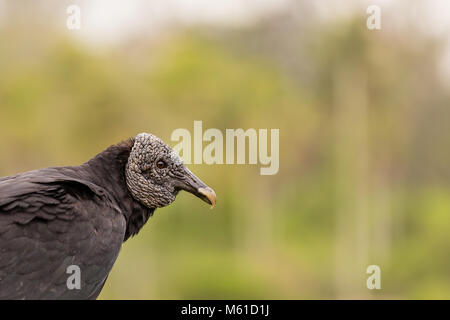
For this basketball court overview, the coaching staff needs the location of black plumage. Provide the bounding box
[0,134,216,299]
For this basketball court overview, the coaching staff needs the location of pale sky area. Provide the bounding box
[77,0,450,80]
[1,0,450,78]
[71,0,450,42]
[74,0,292,43]
[73,0,450,79]
[0,0,449,42]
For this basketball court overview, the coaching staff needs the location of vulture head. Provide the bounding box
[125,133,216,209]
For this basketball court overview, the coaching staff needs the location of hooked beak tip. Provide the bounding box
[198,187,216,209]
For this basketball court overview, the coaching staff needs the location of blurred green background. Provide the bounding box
[0,1,449,299]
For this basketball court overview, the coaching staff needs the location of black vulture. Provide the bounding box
[0,133,216,299]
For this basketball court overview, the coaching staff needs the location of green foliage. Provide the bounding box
[0,16,449,299]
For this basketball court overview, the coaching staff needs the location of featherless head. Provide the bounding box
[125,133,216,209]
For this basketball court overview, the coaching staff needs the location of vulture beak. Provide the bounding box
[197,187,216,209]
[178,168,216,209]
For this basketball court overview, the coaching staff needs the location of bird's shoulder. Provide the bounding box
[0,167,122,220]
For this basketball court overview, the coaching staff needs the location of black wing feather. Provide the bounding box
[0,168,126,300]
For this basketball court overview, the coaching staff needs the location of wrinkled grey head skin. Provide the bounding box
[126,133,216,209]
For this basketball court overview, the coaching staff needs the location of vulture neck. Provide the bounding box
[82,138,155,241]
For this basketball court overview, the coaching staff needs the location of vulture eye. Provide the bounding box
[156,160,167,169]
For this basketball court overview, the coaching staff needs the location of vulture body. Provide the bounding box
[0,134,216,300]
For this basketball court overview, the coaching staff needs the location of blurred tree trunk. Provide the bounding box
[333,64,370,298]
